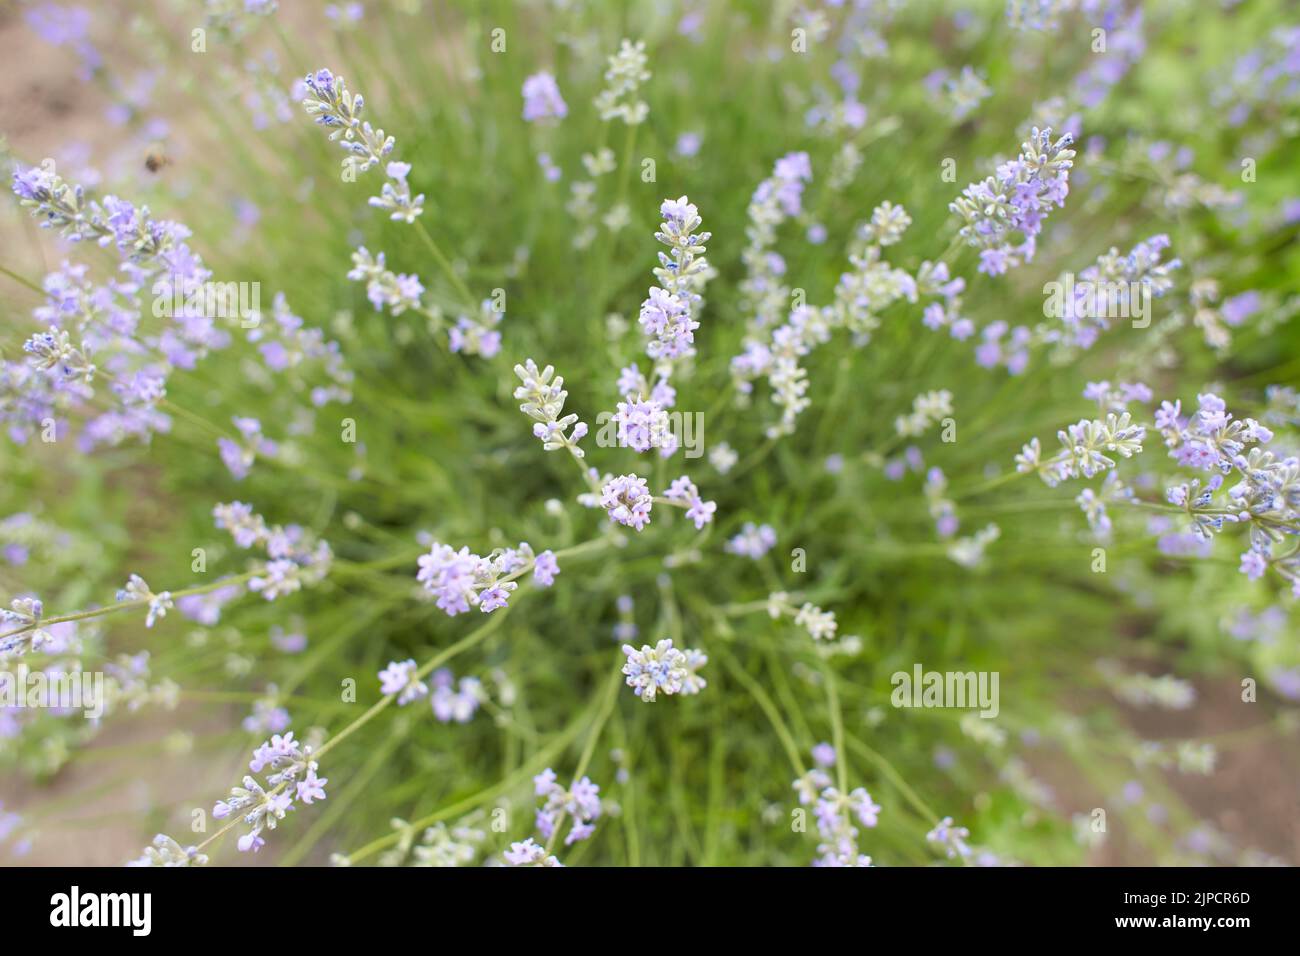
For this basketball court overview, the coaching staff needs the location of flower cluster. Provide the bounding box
[734,199,919,436]
[605,197,713,462]
[417,539,556,616]
[300,68,424,222]
[917,260,972,342]
[532,768,603,845]
[926,816,973,859]
[925,65,992,121]
[792,746,881,866]
[522,71,567,122]
[348,247,424,315]
[201,0,278,40]
[639,196,712,369]
[737,152,813,334]
[895,390,953,438]
[115,574,173,628]
[593,39,650,125]
[349,249,502,356]
[212,501,333,600]
[127,834,209,868]
[175,583,244,627]
[213,731,327,853]
[662,476,717,530]
[794,602,838,641]
[614,395,675,455]
[514,360,588,458]
[950,127,1075,275]
[6,167,226,447]
[620,638,707,702]
[1046,235,1183,351]
[600,474,653,530]
[431,669,483,724]
[726,522,777,560]
[0,597,52,659]
[598,473,716,532]
[217,416,278,480]
[503,837,562,867]
[246,293,354,406]
[1015,412,1146,486]
[1153,393,1297,590]
[379,659,428,705]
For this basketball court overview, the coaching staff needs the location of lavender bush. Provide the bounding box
[1,0,1298,867]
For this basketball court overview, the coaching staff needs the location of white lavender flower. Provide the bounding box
[348,247,425,315]
[1016,412,1146,486]
[620,638,707,702]
[733,198,918,437]
[115,574,173,628]
[928,66,991,120]
[126,833,208,867]
[947,523,1001,568]
[406,818,488,867]
[709,441,738,474]
[780,600,833,641]
[593,39,650,125]
[895,390,954,437]
[0,596,52,657]
[514,359,588,458]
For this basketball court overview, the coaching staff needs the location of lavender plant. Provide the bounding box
[1,0,1298,871]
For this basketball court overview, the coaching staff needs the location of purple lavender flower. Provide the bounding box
[522,71,567,122]
[533,550,560,587]
[379,659,428,705]
[431,670,481,723]
[726,522,776,559]
[1239,550,1267,580]
[951,128,1075,275]
[601,474,653,530]
[663,475,716,529]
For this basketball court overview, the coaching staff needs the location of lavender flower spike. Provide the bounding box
[514,359,588,457]
[950,127,1075,275]
[300,68,424,222]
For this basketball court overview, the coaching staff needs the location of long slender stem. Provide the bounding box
[413,219,477,309]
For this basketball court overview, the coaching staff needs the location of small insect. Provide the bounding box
[143,144,172,173]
